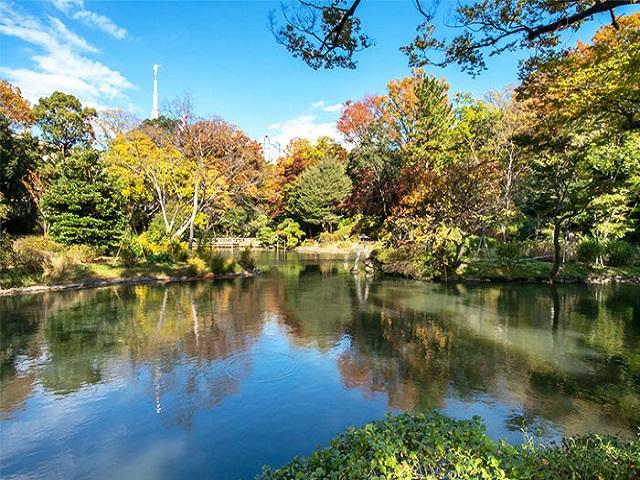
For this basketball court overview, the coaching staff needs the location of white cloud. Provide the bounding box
[50,0,83,13]
[311,100,343,113]
[73,10,127,39]
[50,0,127,39]
[268,114,342,148]
[0,3,133,108]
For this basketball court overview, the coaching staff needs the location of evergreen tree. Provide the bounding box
[42,149,126,251]
[0,114,39,233]
[287,157,352,232]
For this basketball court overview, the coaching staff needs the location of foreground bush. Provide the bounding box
[258,412,638,480]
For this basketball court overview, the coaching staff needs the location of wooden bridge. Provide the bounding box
[208,237,260,248]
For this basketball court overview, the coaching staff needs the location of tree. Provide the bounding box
[169,104,266,248]
[265,136,347,217]
[517,142,624,280]
[517,12,640,132]
[33,92,97,157]
[338,70,452,223]
[107,111,265,247]
[271,1,638,74]
[515,17,640,279]
[42,149,126,250]
[0,114,39,233]
[0,80,34,126]
[287,156,352,232]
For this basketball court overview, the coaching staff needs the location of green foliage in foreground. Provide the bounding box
[258,412,639,480]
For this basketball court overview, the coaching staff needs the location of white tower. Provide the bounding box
[151,64,160,119]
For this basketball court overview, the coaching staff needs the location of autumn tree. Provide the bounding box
[271,1,638,74]
[338,70,451,226]
[265,136,347,217]
[518,12,640,133]
[516,15,640,279]
[0,80,34,126]
[107,109,265,247]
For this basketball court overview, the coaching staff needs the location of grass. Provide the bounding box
[0,236,249,290]
[0,259,214,290]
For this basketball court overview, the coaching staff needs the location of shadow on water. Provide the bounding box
[1,251,639,479]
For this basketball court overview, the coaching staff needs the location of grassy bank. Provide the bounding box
[258,412,639,479]
[371,246,640,284]
[0,236,255,292]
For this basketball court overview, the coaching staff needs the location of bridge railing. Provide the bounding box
[207,237,260,248]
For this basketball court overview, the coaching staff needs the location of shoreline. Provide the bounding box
[0,271,255,297]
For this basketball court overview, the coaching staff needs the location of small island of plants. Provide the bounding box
[258,412,639,479]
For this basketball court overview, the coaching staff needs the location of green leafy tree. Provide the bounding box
[42,149,126,251]
[287,157,352,232]
[0,114,39,232]
[33,91,97,157]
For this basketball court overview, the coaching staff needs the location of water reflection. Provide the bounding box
[1,252,639,479]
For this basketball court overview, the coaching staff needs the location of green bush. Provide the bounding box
[605,239,635,267]
[257,219,305,249]
[318,215,362,243]
[576,238,603,264]
[258,412,639,480]
[495,240,522,264]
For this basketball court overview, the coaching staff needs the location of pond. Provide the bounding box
[1,252,639,479]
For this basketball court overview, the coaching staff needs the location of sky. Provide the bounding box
[0,0,628,151]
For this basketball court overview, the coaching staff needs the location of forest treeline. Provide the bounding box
[1,15,639,283]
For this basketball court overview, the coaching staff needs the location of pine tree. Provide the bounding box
[42,149,126,251]
[287,157,352,232]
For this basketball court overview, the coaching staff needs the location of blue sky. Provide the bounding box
[0,1,628,148]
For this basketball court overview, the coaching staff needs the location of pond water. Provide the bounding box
[1,252,639,479]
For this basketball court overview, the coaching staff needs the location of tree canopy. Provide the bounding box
[272,0,639,74]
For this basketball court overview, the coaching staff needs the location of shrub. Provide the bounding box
[257,219,305,249]
[136,232,189,263]
[318,215,362,243]
[238,248,256,271]
[604,239,635,267]
[495,240,522,264]
[5,237,96,283]
[12,236,61,275]
[43,245,95,280]
[258,412,639,480]
[186,256,208,276]
[198,252,239,275]
[577,238,603,264]
[256,225,278,247]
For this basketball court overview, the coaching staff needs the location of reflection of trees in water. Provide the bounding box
[331,282,640,438]
[1,264,639,436]
[0,280,264,425]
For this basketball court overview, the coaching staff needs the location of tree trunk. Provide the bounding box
[549,220,562,282]
[187,178,199,250]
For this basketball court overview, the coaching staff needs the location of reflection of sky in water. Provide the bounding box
[1,252,639,479]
